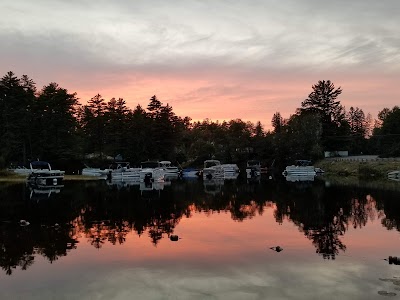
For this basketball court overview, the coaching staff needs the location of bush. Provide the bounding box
[0,156,5,169]
[358,163,384,179]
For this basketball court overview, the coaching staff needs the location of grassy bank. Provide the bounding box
[315,159,400,179]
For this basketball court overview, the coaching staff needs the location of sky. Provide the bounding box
[1,0,399,129]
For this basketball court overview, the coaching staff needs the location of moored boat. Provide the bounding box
[202,160,224,180]
[221,164,240,177]
[81,165,109,177]
[27,161,65,186]
[246,160,261,178]
[282,160,316,177]
[7,165,32,175]
[139,161,165,183]
[388,170,400,181]
[107,162,141,180]
[159,160,181,179]
[182,168,200,178]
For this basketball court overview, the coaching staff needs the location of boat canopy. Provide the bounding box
[141,161,160,168]
[30,161,51,169]
[247,160,261,166]
[295,160,312,166]
[204,160,221,168]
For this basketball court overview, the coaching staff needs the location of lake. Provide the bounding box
[1,177,400,299]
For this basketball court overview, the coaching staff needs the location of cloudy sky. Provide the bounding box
[1,0,399,128]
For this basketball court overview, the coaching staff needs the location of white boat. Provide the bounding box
[107,162,141,180]
[139,161,165,183]
[7,165,32,175]
[81,165,109,177]
[27,161,65,186]
[388,171,400,181]
[282,160,316,177]
[221,164,240,177]
[202,160,224,180]
[246,160,261,178]
[159,160,181,177]
[182,168,200,178]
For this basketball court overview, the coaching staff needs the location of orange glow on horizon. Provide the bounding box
[51,69,400,131]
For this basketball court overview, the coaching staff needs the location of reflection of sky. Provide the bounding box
[1,209,400,299]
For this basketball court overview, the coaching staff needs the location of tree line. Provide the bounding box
[0,71,399,172]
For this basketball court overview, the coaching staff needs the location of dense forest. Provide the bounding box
[0,71,399,172]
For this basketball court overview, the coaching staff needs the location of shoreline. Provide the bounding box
[0,174,105,182]
[315,157,400,179]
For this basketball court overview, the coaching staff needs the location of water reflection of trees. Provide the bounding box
[369,189,400,231]
[272,180,391,259]
[1,179,400,275]
[0,183,81,275]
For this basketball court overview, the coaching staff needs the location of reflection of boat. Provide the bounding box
[139,181,169,198]
[28,184,63,201]
[27,161,65,186]
[140,181,168,191]
[106,177,171,191]
[203,179,224,195]
[139,161,165,183]
[246,160,261,179]
[203,160,224,180]
[224,172,239,180]
[285,174,315,182]
[106,178,141,189]
[282,160,316,177]
[388,171,400,181]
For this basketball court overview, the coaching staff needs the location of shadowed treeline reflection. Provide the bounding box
[272,183,369,259]
[1,178,400,275]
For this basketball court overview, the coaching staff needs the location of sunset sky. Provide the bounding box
[1,0,399,128]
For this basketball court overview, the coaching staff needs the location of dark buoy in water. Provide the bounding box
[270,246,283,252]
[385,256,400,265]
[170,235,179,241]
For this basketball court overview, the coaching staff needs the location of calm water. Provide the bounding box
[1,177,400,299]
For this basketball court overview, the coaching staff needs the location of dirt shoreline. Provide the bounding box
[0,174,105,182]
